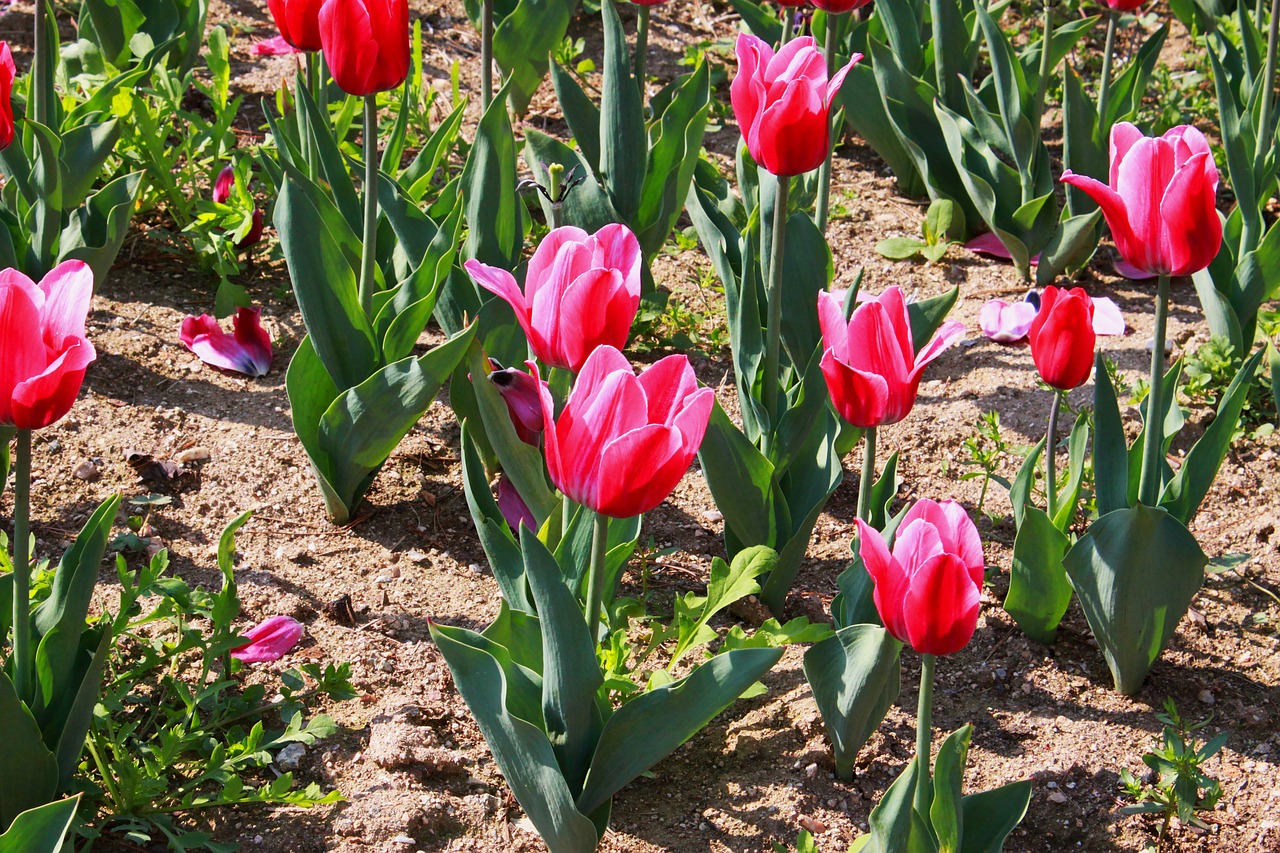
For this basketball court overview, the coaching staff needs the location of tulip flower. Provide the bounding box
[0,261,97,430]
[1060,123,1221,278]
[466,224,642,374]
[180,307,274,377]
[1028,286,1096,392]
[252,35,304,56]
[318,0,410,97]
[0,42,14,151]
[1101,0,1145,9]
[230,615,305,663]
[268,0,324,51]
[489,361,545,446]
[496,475,535,531]
[535,345,714,519]
[731,34,860,177]
[854,499,984,657]
[979,299,1039,344]
[812,0,874,11]
[817,286,965,429]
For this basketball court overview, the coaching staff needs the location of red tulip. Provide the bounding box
[465,224,642,374]
[817,286,964,428]
[812,0,874,12]
[267,0,324,51]
[0,261,96,430]
[230,616,305,663]
[180,307,274,377]
[535,346,714,518]
[0,42,14,150]
[1060,122,1221,277]
[1027,286,1097,391]
[731,34,860,177]
[489,361,545,446]
[318,0,409,96]
[1102,0,1145,9]
[854,499,985,656]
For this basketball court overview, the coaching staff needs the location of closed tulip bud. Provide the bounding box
[855,499,985,656]
[536,346,714,519]
[230,616,305,663]
[0,261,97,430]
[318,0,410,96]
[465,224,642,374]
[812,0,874,12]
[730,34,860,176]
[267,0,325,51]
[213,165,236,205]
[488,361,545,446]
[1061,122,1221,277]
[0,42,14,150]
[817,286,964,429]
[496,475,535,531]
[1027,286,1097,391]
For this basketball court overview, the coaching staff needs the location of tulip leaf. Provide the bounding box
[930,725,973,852]
[599,0,646,222]
[461,422,531,612]
[1009,437,1044,530]
[1060,65,1104,219]
[636,60,711,257]
[1005,506,1072,645]
[1063,504,1208,695]
[802,625,902,781]
[780,211,835,367]
[429,622,601,852]
[0,674,59,830]
[697,403,778,552]
[863,757,933,853]
[958,780,1033,853]
[463,83,525,268]
[0,796,79,853]
[285,338,348,522]
[59,171,142,285]
[1090,354,1129,516]
[1036,210,1102,287]
[294,84,361,233]
[575,646,782,816]
[907,286,960,356]
[841,64,924,195]
[549,63,602,168]
[523,130,621,233]
[490,0,577,115]
[723,0,782,43]
[1127,360,1184,505]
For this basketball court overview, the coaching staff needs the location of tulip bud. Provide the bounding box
[1027,286,1096,391]
[488,361,546,446]
[0,42,14,150]
[319,0,410,97]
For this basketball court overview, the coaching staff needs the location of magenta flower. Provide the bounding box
[230,615,305,663]
[979,299,1038,344]
[496,475,535,531]
[489,361,545,446]
[180,307,273,377]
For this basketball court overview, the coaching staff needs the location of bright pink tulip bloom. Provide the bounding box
[496,475,535,531]
[0,261,96,430]
[535,346,714,518]
[731,34,860,177]
[318,0,409,96]
[1061,122,1221,277]
[812,0,874,11]
[817,286,965,429]
[0,42,14,150]
[268,0,324,51]
[979,299,1038,344]
[180,307,273,377]
[465,224,642,374]
[489,361,545,446]
[855,499,984,656]
[230,615,305,663]
[1028,286,1096,391]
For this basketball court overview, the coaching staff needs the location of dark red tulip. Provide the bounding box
[318,0,410,96]
[1027,286,1096,391]
[267,0,324,51]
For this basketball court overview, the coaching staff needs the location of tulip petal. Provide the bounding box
[253,34,304,56]
[891,517,945,574]
[900,499,984,585]
[554,267,634,372]
[231,308,274,376]
[636,353,700,425]
[820,349,890,428]
[0,273,48,423]
[825,52,861,109]
[902,553,981,656]
[591,223,642,294]
[596,423,686,517]
[817,290,851,363]
[496,475,536,532]
[1060,170,1146,274]
[37,261,94,351]
[1028,287,1095,390]
[1108,121,1145,188]
[911,320,966,376]
[1114,136,1175,270]
[1159,151,1223,277]
[854,518,908,643]
[756,81,826,175]
[526,226,590,304]
[180,312,271,377]
[230,615,305,663]
[1090,297,1126,336]
[979,299,1036,343]
[11,340,96,429]
[1112,256,1157,280]
[464,259,538,350]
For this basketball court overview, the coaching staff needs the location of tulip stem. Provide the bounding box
[481,0,494,112]
[11,429,32,701]
[856,426,877,522]
[1139,275,1170,506]
[585,511,610,644]
[1045,391,1061,522]
[358,94,379,317]
[914,652,936,816]
[779,8,794,46]
[634,5,651,97]
[32,0,52,129]
[815,12,844,235]
[1097,12,1117,129]
[762,175,790,455]
[1031,0,1055,140]
[1257,0,1280,168]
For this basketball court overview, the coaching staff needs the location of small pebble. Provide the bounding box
[73,460,100,481]
[1048,791,1069,804]
[275,742,307,772]
[174,446,211,464]
[1199,689,1216,706]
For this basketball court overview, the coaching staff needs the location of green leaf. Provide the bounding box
[59,171,142,284]
[285,338,347,522]
[1036,210,1102,286]
[802,625,902,781]
[0,674,58,830]
[1063,505,1208,695]
[877,237,927,260]
[461,423,530,611]
[1091,353,1130,517]
[958,780,1032,853]
[463,83,525,267]
[491,0,578,115]
[669,547,776,667]
[0,796,79,853]
[931,726,973,852]
[576,647,782,815]
[1005,506,1072,645]
[864,758,933,853]
[907,286,960,356]
[550,63,602,168]
[697,403,777,551]
[636,61,711,257]
[599,0,646,222]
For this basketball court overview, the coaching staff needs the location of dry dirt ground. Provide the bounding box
[2,1,1278,852]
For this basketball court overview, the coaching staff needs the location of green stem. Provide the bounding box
[1257,0,1280,167]
[358,94,379,316]
[914,653,936,815]
[761,175,790,457]
[304,52,324,180]
[780,7,794,46]
[1045,391,1061,521]
[1032,0,1055,136]
[584,512,609,643]
[1139,274,1170,506]
[856,426,877,522]
[634,5,651,96]
[815,12,844,235]
[1097,12,1117,129]
[11,429,31,701]
[32,0,51,129]
[481,0,494,112]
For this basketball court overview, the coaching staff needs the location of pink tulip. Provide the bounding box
[0,261,97,430]
[817,286,965,428]
[1061,122,1221,277]
[230,615,305,663]
[488,361,545,446]
[318,0,409,96]
[0,42,14,150]
[496,474,535,531]
[854,499,985,656]
[465,224,642,374]
[1102,0,1145,10]
[535,346,714,518]
[731,34,860,176]
[180,307,273,377]
[979,299,1038,344]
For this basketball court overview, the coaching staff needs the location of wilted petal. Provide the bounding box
[181,307,273,377]
[230,615,305,663]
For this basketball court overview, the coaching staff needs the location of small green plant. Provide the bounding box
[1182,336,1276,440]
[958,411,1013,517]
[875,199,962,264]
[772,828,818,853]
[1119,699,1226,839]
[630,272,728,357]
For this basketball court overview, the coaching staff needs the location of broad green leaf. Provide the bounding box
[802,625,902,780]
[877,236,927,260]
[462,83,524,267]
[697,403,777,550]
[958,780,1032,853]
[550,63,602,168]
[669,546,776,667]
[59,171,142,284]
[491,0,578,115]
[1036,210,1102,286]
[636,61,711,256]
[1005,506,1072,645]
[599,0,646,221]
[1091,353,1129,516]
[1063,505,1208,695]
[1009,437,1044,529]
[864,758,933,853]
[285,338,347,522]
[49,628,110,787]
[0,674,58,830]
[1052,411,1090,532]
[930,725,973,852]
[461,423,530,611]
[0,796,79,853]
[907,286,960,355]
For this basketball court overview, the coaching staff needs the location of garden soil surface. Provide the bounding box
[3,1,1279,851]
